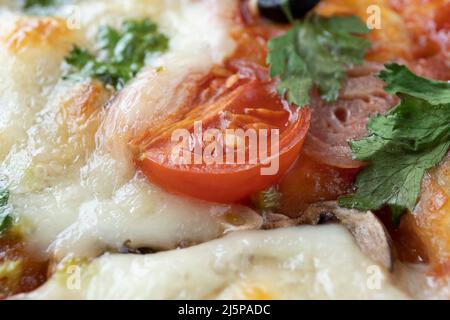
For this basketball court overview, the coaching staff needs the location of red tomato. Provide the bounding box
[278,152,358,217]
[133,61,310,203]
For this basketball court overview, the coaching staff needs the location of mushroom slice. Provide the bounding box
[300,201,393,270]
[262,212,302,230]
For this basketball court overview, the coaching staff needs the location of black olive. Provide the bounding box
[258,0,320,23]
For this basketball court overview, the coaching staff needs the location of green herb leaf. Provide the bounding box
[22,0,68,13]
[267,14,370,107]
[64,19,169,90]
[379,63,450,105]
[23,0,56,9]
[339,64,450,223]
[0,184,12,234]
[280,0,294,23]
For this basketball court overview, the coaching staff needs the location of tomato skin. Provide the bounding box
[137,108,310,203]
[134,57,312,204]
[134,21,311,204]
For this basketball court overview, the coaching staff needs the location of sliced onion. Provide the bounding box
[303,63,398,168]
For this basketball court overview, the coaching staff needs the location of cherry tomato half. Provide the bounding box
[133,61,310,203]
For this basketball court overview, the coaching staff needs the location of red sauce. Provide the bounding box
[0,233,48,299]
[432,260,450,277]
[279,153,357,217]
[377,209,429,264]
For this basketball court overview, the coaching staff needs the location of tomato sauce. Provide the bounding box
[278,153,357,217]
[0,232,48,299]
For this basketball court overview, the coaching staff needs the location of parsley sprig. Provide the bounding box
[22,0,67,13]
[339,64,450,222]
[0,183,12,234]
[267,14,370,107]
[23,0,56,9]
[64,19,169,90]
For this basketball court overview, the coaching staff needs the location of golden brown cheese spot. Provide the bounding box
[399,154,450,274]
[317,0,450,71]
[58,81,108,143]
[16,80,110,192]
[391,0,450,80]
[316,0,412,61]
[28,81,109,184]
[242,286,273,300]
[1,17,73,53]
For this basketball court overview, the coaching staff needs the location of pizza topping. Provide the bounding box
[303,63,398,168]
[278,152,357,216]
[251,186,282,212]
[339,63,450,222]
[0,183,12,235]
[23,0,56,10]
[64,19,169,90]
[301,201,393,270]
[0,260,23,298]
[22,0,66,14]
[133,61,311,203]
[407,153,450,270]
[257,0,320,23]
[267,14,370,107]
[0,232,48,298]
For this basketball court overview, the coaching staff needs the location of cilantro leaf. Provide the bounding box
[339,138,450,222]
[267,14,370,107]
[64,19,169,90]
[0,184,12,234]
[379,63,450,105]
[22,0,67,13]
[23,0,56,9]
[339,64,450,222]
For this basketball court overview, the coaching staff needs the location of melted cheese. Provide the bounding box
[0,16,76,161]
[0,0,260,261]
[20,226,410,300]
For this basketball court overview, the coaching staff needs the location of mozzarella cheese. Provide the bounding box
[0,0,261,261]
[20,225,410,300]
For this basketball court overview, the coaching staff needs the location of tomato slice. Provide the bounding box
[133,61,310,203]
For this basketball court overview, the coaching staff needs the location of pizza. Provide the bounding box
[0,0,449,300]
